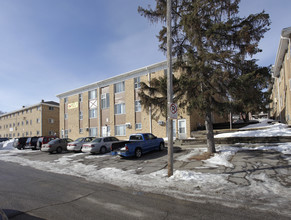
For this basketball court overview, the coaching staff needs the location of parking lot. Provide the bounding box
[9,146,184,175]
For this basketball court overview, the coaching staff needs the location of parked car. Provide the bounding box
[41,138,73,154]
[36,136,58,150]
[0,138,9,142]
[115,133,164,158]
[82,136,120,154]
[25,136,40,150]
[67,137,95,152]
[13,137,29,150]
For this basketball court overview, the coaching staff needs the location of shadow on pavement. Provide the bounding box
[2,209,45,220]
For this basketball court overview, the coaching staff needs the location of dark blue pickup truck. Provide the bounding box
[114,133,165,158]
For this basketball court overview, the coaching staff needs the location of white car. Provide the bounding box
[82,136,120,154]
[67,137,95,152]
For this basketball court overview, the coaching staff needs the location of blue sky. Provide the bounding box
[0,0,290,113]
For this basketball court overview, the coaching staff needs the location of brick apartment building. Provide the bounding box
[57,61,226,140]
[271,27,291,125]
[0,100,60,138]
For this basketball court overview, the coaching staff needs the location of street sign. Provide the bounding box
[169,102,178,119]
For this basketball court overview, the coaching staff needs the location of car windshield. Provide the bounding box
[75,138,84,142]
[38,137,43,142]
[49,139,60,144]
[92,138,102,143]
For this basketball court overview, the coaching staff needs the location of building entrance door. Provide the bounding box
[178,119,186,139]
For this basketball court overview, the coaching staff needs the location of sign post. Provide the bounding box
[167,0,173,177]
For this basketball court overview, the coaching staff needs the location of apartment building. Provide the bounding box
[271,27,291,125]
[0,100,60,138]
[57,61,226,140]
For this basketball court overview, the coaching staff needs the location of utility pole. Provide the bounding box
[167,0,173,177]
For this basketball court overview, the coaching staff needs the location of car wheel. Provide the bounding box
[135,148,142,158]
[100,146,106,154]
[159,142,165,151]
[56,147,62,154]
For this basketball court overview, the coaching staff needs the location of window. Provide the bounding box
[89,127,97,137]
[134,77,141,89]
[49,106,54,111]
[89,89,97,100]
[64,97,68,103]
[79,111,83,120]
[64,130,68,138]
[49,118,54,124]
[30,120,32,125]
[37,106,41,111]
[36,118,40,123]
[64,113,68,120]
[135,123,142,130]
[89,109,97,118]
[26,120,28,125]
[114,103,125,115]
[36,131,40,135]
[114,81,125,93]
[49,131,54,135]
[135,100,141,112]
[79,93,83,102]
[115,125,126,136]
[101,93,110,109]
[79,128,83,134]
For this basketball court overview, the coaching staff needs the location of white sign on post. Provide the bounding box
[169,102,178,119]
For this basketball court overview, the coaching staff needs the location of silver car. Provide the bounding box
[41,138,73,154]
[82,136,120,154]
[67,137,95,152]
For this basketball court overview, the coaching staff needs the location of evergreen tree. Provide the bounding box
[138,0,270,153]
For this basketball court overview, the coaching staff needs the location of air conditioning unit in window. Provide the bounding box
[158,120,165,126]
[125,123,132,128]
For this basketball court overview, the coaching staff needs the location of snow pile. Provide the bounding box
[215,121,291,138]
[0,139,15,151]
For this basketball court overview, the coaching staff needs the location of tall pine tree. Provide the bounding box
[138,0,270,153]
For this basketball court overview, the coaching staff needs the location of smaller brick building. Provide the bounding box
[0,100,59,138]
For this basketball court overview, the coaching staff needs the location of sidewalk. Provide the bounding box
[172,142,291,187]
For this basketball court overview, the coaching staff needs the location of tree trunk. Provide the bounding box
[205,109,216,153]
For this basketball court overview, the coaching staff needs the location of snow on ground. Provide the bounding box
[215,119,291,138]
[0,120,291,216]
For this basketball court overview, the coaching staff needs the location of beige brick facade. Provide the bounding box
[57,61,227,140]
[271,27,291,125]
[0,101,59,138]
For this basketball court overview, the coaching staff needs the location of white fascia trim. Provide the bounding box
[0,102,59,118]
[273,27,291,78]
[56,60,169,99]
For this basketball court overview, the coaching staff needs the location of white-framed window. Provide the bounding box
[89,127,97,137]
[79,111,83,120]
[79,128,83,134]
[114,103,125,115]
[49,131,54,135]
[135,123,142,130]
[64,97,68,103]
[48,118,54,124]
[135,100,141,112]
[36,118,40,123]
[89,109,97,118]
[114,81,125,93]
[115,125,126,136]
[79,93,83,102]
[64,113,68,120]
[89,89,97,100]
[101,93,110,109]
[64,130,68,138]
[49,106,54,111]
[134,77,141,89]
